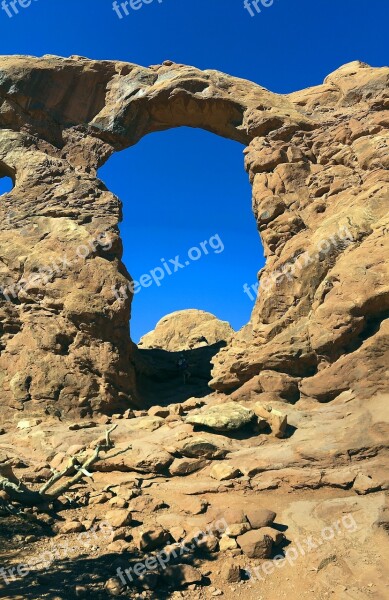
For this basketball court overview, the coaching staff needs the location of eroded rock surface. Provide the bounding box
[0,55,388,422]
[138,309,234,351]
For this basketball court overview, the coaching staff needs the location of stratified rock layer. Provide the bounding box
[0,56,388,417]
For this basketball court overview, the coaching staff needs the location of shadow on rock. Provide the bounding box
[133,342,226,407]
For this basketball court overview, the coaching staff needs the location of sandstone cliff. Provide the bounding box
[0,56,388,418]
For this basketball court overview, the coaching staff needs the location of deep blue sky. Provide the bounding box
[0,0,387,341]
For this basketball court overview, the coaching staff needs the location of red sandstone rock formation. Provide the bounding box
[0,56,387,418]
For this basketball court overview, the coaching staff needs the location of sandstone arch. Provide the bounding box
[0,55,388,417]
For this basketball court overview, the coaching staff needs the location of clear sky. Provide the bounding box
[0,0,387,341]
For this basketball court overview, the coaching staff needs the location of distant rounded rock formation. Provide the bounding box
[138,310,235,351]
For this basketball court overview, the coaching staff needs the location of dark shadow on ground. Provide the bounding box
[133,342,226,407]
[0,544,213,599]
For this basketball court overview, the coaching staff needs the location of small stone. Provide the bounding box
[107,539,132,553]
[170,404,184,416]
[181,496,208,515]
[353,473,381,495]
[219,534,238,552]
[178,437,228,459]
[68,421,97,431]
[105,509,132,529]
[245,508,276,529]
[136,527,170,551]
[237,529,273,558]
[258,527,285,545]
[104,577,124,596]
[210,463,242,481]
[148,406,170,418]
[170,526,186,542]
[221,559,241,583]
[58,521,85,534]
[169,457,208,476]
[17,418,42,430]
[163,564,202,586]
[253,403,287,438]
[24,535,38,543]
[226,522,251,537]
[108,496,128,508]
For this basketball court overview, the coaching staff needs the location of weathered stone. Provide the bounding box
[353,473,382,495]
[139,310,234,351]
[105,509,132,529]
[226,522,251,537]
[186,403,255,432]
[104,578,124,597]
[169,457,208,476]
[148,406,170,418]
[178,437,229,459]
[219,534,238,552]
[0,56,387,420]
[210,463,241,481]
[220,560,241,583]
[237,529,273,558]
[258,527,285,546]
[163,564,203,586]
[253,403,288,438]
[136,527,170,551]
[245,508,276,529]
[181,497,208,515]
[58,521,85,535]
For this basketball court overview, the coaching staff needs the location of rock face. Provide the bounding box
[138,309,234,351]
[0,56,388,417]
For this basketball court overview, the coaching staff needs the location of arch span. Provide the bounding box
[0,56,387,416]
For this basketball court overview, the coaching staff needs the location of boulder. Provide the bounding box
[139,309,234,351]
[253,403,288,438]
[169,457,208,476]
[219,534,238,551]
[353,473,382,495]
[162,564,203,586]
[58,521,85,535]
[221,560,241,583]
[148,406,170,418]
[245,508,276,529]
[105,509,132,529]
[186,403,255,432]
[136,527,170,551]
[237,529,273,558]
[178,437,229,459]
[210,463,241,481]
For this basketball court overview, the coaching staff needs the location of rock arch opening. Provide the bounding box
[99,127,264,344]
[99,127,265,406]
[0,173,13,196]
